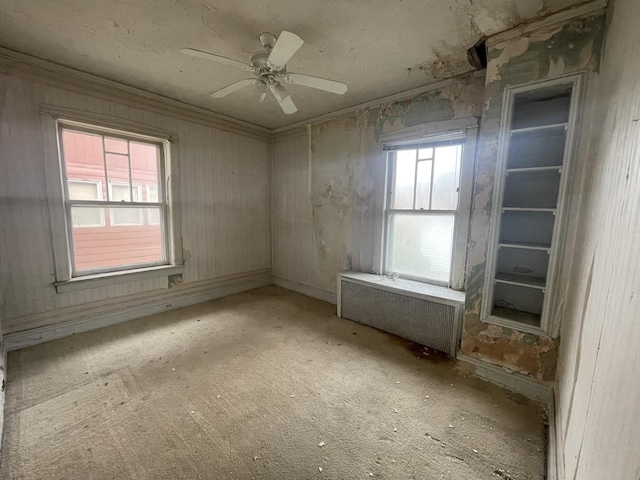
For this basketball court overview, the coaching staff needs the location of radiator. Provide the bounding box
[337,273,464,356]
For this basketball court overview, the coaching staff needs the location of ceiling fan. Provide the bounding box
[181,31,348,114]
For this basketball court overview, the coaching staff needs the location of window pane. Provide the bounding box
[68,181,100,201]
[72,207,165,272]
[111,183,131,202]
[387,213,454,283]
[130,142,160,201]
[105,153,130,197]
[431,145,461,210]
[147,187,161,224]
[415,160,432,209]
[70,206,104,228]
[104,137,128,154]
[391,149,416,209]
[61,130,106,185]
[109,185,142,225]
[418,148,433,160]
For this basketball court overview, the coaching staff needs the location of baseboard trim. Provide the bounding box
[547,389,558,480]
[272,277,337,305]
[457,353,552,401]
[0,340,5,460]
[4,273,271,351]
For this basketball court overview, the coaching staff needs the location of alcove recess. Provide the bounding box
[484,79,577,332]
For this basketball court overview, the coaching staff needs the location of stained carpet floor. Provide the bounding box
[1,286,546,479]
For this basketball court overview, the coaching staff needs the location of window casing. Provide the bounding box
[58,124,169,276]
[378,119,477,291]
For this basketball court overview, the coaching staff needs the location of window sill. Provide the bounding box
[338,272,465,306]
[54,265,184,293]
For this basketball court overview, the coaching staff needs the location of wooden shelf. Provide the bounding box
[506,166,562,174]
[484,80,577,331]
[510,122,568,135]
[498,241,551,252]
[492,307,541,328]
[502,207,556,213]
[494,272,546,289]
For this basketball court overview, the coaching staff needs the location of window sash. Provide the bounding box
[383,143,463,286]
[58,124,169,277]
[384,211,456,286]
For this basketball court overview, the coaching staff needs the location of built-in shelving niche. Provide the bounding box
[482,77,581,334]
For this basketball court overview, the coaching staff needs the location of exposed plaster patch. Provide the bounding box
[419,53,475,80]
[461,318,556,380]
[372,79,485,140]
[485,38,531,83]
[307,79,483,291]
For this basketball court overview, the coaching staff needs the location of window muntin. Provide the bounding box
[385,141,463,285]
[60,126,167,275]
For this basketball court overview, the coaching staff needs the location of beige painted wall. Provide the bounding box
[0,72,271,334]
[554,0,640,478]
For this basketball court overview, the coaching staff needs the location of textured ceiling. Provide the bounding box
[0,0,585,129]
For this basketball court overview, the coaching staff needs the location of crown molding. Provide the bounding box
[0,47,271,141]
[271,125,307,143]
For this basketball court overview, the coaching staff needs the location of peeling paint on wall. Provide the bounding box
[373,76,484,140]
[304,76,485,293]
[461,14,606,382]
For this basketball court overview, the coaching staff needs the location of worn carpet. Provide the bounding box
[1,286,546,479]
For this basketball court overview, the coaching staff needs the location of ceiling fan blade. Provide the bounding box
[267,31,304,69]
[271,84,297,114]
[180,48,250,71]
[285,73,348,95]
[210,79,256,98]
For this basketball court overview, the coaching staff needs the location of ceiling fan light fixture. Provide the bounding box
[181,30,347,114]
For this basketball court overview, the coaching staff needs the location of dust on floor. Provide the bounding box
[1,286,546,479]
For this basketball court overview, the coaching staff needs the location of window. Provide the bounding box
[146,185,160,225]
[384,141,464,286]
[60,126,168,275]
[67,180,104,227]
[109,182,143,226]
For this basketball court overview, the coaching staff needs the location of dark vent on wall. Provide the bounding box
[467,37,487,70]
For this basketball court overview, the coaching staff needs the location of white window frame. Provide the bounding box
[40,107,184,291]
[377,118,478,291]
[146,184,161,225]
[108,182,144,226]
[67,180,105,227]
